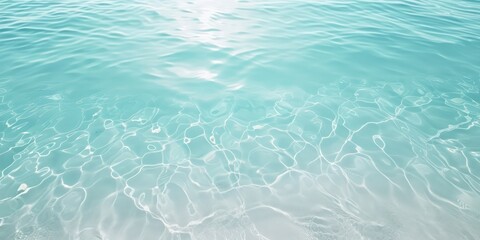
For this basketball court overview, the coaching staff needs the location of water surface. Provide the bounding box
[1,0,480,239]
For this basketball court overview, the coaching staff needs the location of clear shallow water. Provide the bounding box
[0,0,479,239]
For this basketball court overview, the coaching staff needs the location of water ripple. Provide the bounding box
[1,0,480,239]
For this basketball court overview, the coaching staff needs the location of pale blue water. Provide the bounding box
[1,0,479,239]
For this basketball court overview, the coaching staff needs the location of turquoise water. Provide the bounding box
[1,0,479,239]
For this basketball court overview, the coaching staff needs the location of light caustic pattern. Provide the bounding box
[1,0,480,239]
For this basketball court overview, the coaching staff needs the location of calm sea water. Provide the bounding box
[1,0,479,239]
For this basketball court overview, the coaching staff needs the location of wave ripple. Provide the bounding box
[1,0,479,239]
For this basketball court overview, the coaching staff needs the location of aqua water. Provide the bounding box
[0,0,479,239]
